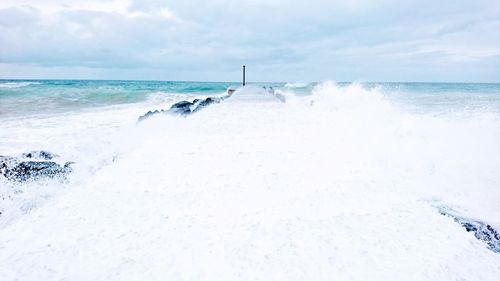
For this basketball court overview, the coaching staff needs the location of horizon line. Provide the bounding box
[1,78,499,84]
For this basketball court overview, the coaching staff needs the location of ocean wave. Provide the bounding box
[146,91,193,105]
[285,82,309,88]
[0,82,41,88]
[1,81,500,279]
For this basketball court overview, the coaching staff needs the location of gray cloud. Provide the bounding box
[0,0,499,82]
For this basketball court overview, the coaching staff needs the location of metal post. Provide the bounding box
[242,65,246,86]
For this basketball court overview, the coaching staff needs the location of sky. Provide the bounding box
[0,0,499,82]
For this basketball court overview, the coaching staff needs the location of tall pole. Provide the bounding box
[242,65,246,86]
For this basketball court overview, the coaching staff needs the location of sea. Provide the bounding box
[1,79,500,279]
[1,80,500,118]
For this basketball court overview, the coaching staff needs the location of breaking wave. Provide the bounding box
[285,82,310,88]
[1,80,500,279]
[0,81,41,88]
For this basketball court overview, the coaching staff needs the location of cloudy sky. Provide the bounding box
[0,0,499,82]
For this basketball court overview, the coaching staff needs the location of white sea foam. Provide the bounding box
[285,81,309,88]
[145,91,230,108]
[145,91,188,106]
[0,81,41,88]
[0,82,499,280]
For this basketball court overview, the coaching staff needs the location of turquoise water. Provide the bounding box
[0,80,240,117]
[1,80,500,117]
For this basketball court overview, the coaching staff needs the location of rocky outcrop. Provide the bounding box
[170,96,223,115]
[138,93,231,122]
[0,151,73,182]
[22,150,58,160]
[138,86,285,122]
[438,206,500,253]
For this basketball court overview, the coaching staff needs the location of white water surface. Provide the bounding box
[0,82,499,280]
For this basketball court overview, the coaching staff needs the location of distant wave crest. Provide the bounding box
[285,82,309,88]
[0,82,41,88]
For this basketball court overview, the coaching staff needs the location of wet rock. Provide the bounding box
[196,97,223,111]
[168,96,224,115]
[0,152,73,182]
[138,94,229,121]
[12,161,72,181]
[137,109,165,122]
[22,150,58,160]
[169,100,198,115]
[0,156,19,177]
[439,207,500,253]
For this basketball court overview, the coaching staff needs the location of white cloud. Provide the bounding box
[0,0,499,82]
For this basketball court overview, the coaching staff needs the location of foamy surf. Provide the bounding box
[0,81,499,280]
[0,81,41,88]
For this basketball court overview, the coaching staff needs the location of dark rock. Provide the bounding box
[22,150,58,160]
[0,156,19,179]
[137,109,165,122]
[439,206,500,253]
[169,100,198,115]
[138,93,229,121]
[191,97,223,114]
[0,152,73,182]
